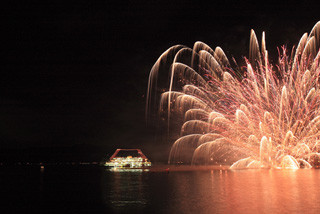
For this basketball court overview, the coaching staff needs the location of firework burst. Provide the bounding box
[147,21,320,169]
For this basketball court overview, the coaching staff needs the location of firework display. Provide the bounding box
[147,22,320,169]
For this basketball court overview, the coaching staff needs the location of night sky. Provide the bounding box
[2,1,320,162]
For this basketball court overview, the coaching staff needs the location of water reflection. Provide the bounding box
[102,169,149,213]
[102,168,320,214]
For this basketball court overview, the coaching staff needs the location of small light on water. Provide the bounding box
[40,165,45,173]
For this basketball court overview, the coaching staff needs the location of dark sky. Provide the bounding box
[2,1,320,158]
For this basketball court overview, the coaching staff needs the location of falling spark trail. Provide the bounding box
[147,21,320,169]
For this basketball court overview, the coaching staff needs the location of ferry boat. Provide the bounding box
[105,149,152,168]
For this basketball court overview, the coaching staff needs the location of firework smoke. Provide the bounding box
[147,21,320,169]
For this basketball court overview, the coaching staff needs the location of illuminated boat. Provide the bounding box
[105,149,152,168]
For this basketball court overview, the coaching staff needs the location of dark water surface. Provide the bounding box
[1,165,320,213]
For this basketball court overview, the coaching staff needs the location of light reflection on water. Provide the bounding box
[103,167,320,214]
